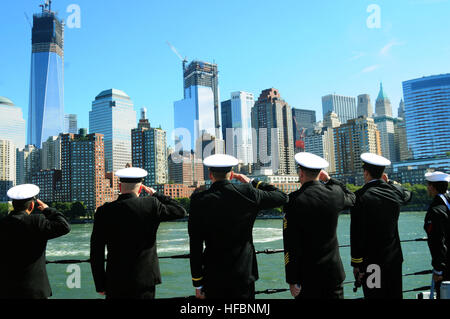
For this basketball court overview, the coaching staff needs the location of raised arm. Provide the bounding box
[34,199,70,240]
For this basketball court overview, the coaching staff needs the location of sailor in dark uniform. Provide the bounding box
[0,184,71,299]
[423,171,450,298]
[283,152,356,299]
[188,154,288,299]
[351,153,411,299]
[90,167,186,299]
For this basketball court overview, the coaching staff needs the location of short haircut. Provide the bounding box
[428,181,449,194]
[298,165,321,179]
[210,169,231,180]
[12,198,34,212]
[362,163,385,179]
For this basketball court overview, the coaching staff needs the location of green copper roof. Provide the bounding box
[377,82,389,100]
[0,96,14,106]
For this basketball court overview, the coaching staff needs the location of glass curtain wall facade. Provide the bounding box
[89,89,136,172]
[221,92,254,165]
[28,9,64,148]
[174,60,220,152]
[402,74,450,159]
[322,94,357,125]
[0,97,26,149]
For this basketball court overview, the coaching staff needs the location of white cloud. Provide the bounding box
[380,40,405,56]
[362,65,380,73]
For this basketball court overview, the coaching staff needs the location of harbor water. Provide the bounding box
[46,211,430,299]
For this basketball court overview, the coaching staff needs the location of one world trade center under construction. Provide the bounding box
[28,0,64,148]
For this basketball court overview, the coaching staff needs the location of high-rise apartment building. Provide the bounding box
[334,117,381,175]
[89,89,136,172]
[60,130,116,213]
[132,110,168,185]
[28,2,64,147]
[0,140,16,186]
[251,88,296,175]
[221,92,255,165]
[168,151,204,186]
[0,97,26,149]
[322,94,357,124]
[402,74,450,159]
[174,61,220,151]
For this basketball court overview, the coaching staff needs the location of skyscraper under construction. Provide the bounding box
[28,0,64,148]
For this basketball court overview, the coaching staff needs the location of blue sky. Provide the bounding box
[1,0,450,146]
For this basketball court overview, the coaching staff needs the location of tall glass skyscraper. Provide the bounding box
[174,61,220,151]
[402,74,450,159]
[322,94,357,125]
[0,97,26,149]
[28,3,64,148]
[64,114,78,134]
[89,89,136,172]
[221,92,254,165]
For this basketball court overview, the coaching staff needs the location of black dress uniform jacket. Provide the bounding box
[188,179,288,297]
[424,192,450,278]
[350,179,411,298]
[0,208,71,299]
[283,179,356,293]
[90,192,186,298]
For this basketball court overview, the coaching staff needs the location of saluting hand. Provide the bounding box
[35,199,49,211]
[232,173,251,184]
[141,185,155,196]
[319,170,330,183]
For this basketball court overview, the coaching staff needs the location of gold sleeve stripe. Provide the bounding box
[283,218,287,230]
[351,258,363,263]
[256,181,262,189]
[284,253,289,265]
[192,277,203,281]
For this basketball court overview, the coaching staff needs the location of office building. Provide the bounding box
[221,91,255,165]
[31,169,62,203]
[174,60,220,151]
[89,89,136,172]
[16,145,40,185]
[64,114,78,134]
[394,117,412,162]
[375,83,393,117]
[292,108,316,152]
[132,109,168,185]
[41,135,61,170]
[28,2,64,147]
[357,94,373,118]
[402,73,450,159]
[0,97,26,149]
[322,94,357,124]
[251,88,296,175]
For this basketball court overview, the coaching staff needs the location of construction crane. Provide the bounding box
[24,12,32,28]
[166,41,188,72]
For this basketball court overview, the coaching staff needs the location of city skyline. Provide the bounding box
[2,1,450,146]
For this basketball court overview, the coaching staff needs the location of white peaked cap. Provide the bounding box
[360,153,391,167]
[7,184,40,200]
[115,167,148,179]
[425,171,450,183]
[203,154,239,168]
[294,152,329,170]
